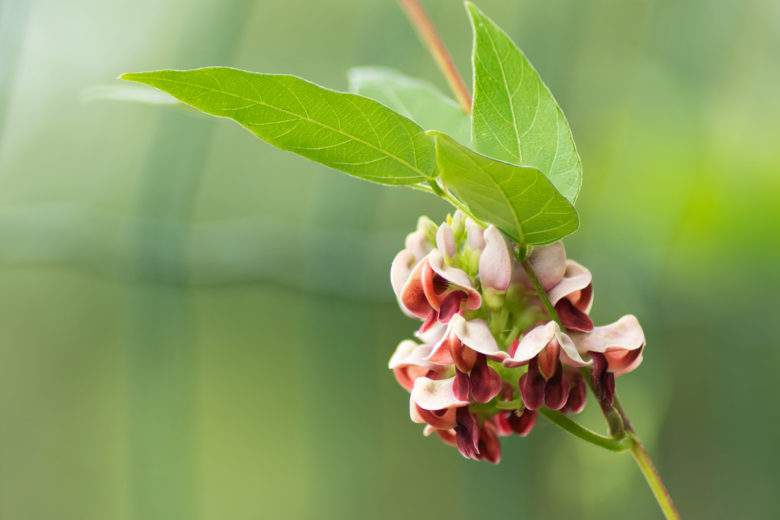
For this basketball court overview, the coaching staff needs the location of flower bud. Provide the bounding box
[479,225,512,292]
[508,408,537,437]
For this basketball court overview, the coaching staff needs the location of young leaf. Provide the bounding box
[121,67,436,186]
[429,131,578,246]
[466,2,582,203]
[348,67,470,145]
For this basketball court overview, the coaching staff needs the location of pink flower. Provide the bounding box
[572,315,645,406]
[548,260,594,332]
[427,314,506,403]
[398,250,482,330]
[504,321,590,411]
[410,376,468,430]
[388,340,443,392]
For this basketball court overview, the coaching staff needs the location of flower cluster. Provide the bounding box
[388,213,646,463]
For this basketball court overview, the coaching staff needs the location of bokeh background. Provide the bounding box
[1,0,778,518]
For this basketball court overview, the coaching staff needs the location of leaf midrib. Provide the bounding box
[140,74,430,180]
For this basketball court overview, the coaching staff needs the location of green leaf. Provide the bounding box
[348,67,470,145]
[430,131,578,246]
[121,67,436,186]
[466,2,582,203]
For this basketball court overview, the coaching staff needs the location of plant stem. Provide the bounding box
[629,435,681,520]
[539,409,630,452]
[522,255,679,519]
[407,6,680,517]
[398,0,472,113]
[520,258,562,326]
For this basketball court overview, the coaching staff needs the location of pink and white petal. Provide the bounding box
[436,223,456,258]
[400,258,435,320]
[390,250,419,315]
[388,340,434,370]
[405,229,432,261]
[527,242,568,290]
[479,225,512,291]
[503,321,557,367]
[414,320,447,344]
[448,314,506,359]
[573,315,645,354]
[466,218,485,250]
[604,347,644,376]
[411,376,469,411]
[556,329,592,367]
[427,250,482,310]
[548,260,593,308]
[426,333,455,366]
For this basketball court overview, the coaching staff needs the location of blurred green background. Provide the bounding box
[1,0,778,518]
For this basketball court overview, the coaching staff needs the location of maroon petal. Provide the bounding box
[469,355,502,403]
[477,424,502,464]
[508,408,537,437]
[455,407,480,460]
[591,352,615,408]
[492,412,514,437]
[562,371,587,414]
[449,334,478,373]
[544,362,570,410]
[453,370,471,402]
[556,298,594,333]
[438,291,466,323]
[519,359,545,410]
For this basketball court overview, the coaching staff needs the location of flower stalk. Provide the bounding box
[403,3,681,518]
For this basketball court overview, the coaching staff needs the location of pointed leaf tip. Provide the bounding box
[115,67,437,186]
[468,4,583,203]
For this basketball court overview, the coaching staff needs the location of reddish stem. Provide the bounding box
[398,0,472,113]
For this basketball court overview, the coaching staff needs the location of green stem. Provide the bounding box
[628,435,681,520]
[520,257,561,326]
[539,409,630,452]
[405,5,680,516]
[521,255,679,518]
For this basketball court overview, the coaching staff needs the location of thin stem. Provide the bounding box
[539,409,630,452]
[398,0,472,113]
[523,255,679,517]
[407,6,680,517]
[629,436,681,520]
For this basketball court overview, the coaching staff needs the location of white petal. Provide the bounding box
[414,320,447,344]
[405,229,431,261]
[388,340,434,369]
[556,329,591,367]
[529,242,567,290]
[466,218,485,250]
[572,315,645,353]
[411,376,468,411]
[548,260,592,307]
[448,314,506,358]
[479,225,512,291]
[503,321,557,367]
[436,223,456,258]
